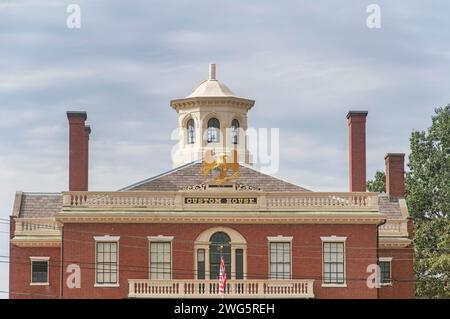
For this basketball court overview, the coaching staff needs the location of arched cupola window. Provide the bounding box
[207,118,220,143]
[231,119,240,145]
[187,119,195,144]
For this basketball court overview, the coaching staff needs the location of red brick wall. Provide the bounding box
[9,244,61,299]
[59,223,379,299]
[379,247,414,299]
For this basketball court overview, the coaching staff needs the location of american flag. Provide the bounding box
[218,256,227,295]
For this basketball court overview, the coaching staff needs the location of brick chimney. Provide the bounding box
[347,111,368,192]
[67,111,90,191]
[385,153,405,197]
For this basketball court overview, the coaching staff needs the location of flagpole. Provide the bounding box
[219,245,224,299]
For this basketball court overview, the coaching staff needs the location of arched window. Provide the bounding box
[209,232,231,280]
[207,118,220,143]
[187,119,195,144]
[231,119,239,145]
[195,226,247,280]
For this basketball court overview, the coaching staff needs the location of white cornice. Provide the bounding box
[379,237,412,248]
[55,212,385,225]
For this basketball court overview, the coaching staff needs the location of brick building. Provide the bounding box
[9,65,413,299]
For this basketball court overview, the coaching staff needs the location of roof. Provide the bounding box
[378,194,403,219]
[187,79,236,98]
[18,193,63,218]
[14,170,403,220]
[121,162,310,192]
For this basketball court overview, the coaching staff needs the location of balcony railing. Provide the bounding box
[14,218,61,236]
[62,191,379,212]
[379,219,409,237]
[128,279,314,299]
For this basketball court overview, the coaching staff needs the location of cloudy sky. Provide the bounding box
[1,0,449,297]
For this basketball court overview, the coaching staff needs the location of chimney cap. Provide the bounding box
[346,110,368,119]
[67,111,87,120]
[385,153,405,160]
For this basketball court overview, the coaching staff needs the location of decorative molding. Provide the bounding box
[170,97,255,112]
[235,183,260,191]
[11,237,61,247]
[148,235,174,242]
[379,238,412,249]
[56,213,385,225]
[320,236,348,242]
[30,256,50,261]
[182,183,260,192]
[94,235,120,242]
[267,235,293,242]
[195,226,247,244]
[183,183,207,191]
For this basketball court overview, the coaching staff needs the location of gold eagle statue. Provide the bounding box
[202,149,239,184]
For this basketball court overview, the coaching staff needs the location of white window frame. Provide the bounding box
[379,257,393,286]
[267,236,293,280]
[321,236,347,288]
[30,257,50,286]
[148,236,174,280]
[94,235,120,288]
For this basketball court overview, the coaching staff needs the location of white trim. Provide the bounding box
[267,235,293,242]
[379,257,393,286]
[321,283,348,288]
[194,227,247,280]
[320,235,347,242]
[94,239,120,287]
[94,283,120,288]
[30,256,50,261]
[147,235,174,242]
[94,235,120,242]
[30,257,50,286]
[321,239,347,288]
[268,240,293,280]
[149,239,173,280]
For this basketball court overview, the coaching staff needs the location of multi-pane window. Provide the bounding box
[96,242,118,285]
[150,242,172,279]
[197,249,205,280]
[31,260,49,284]
[207,118,220,143]
[323,242,345,284]
[379,260,392,284]
[187,119,195,144]
[231,119,239,145]
[269,242,291,280]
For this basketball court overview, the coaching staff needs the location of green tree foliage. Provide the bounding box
[367,105,450,298]
[414,218,450,298]
[407,105,450,298]
[366,171,385,192]
[406,105,450,221]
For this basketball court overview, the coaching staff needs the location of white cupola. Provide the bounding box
[170,64,255,168]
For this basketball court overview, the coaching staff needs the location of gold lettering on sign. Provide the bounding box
[184,197,257,205]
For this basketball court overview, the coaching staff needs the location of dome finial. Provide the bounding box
[209,63,216,80]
